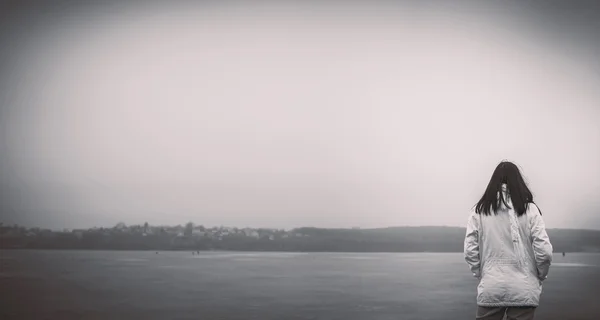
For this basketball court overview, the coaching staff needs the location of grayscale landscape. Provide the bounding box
[1,1,600,319]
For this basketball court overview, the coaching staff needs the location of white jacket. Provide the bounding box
[464,185,553,307]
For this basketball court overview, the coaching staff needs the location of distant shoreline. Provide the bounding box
[1,248,598,254]
[2,225,599,253]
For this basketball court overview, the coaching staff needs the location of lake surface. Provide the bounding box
[1,251,599,319]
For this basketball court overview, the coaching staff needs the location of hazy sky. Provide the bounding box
[1,1,599,230]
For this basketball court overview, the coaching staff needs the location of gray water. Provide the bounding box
[1,251,599,319]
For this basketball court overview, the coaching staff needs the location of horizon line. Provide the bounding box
[3,222,599,232]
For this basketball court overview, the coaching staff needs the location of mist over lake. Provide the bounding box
[1,1,600,319]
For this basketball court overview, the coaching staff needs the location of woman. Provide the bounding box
[464,161,553,320]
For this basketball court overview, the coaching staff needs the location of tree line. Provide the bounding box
[1,224,599,252]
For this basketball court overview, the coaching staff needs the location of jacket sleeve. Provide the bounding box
[464,211,481,278]
[529,203,553,281]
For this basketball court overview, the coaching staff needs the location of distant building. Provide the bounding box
[243,228,259,238]
[192,229,205,237]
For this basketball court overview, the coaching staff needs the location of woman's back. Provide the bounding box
[464,161,553,319]
[473,188,552,306]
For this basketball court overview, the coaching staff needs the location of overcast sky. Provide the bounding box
[1,1,599,230]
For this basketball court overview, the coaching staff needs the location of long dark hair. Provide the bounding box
[475,161,540,216]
